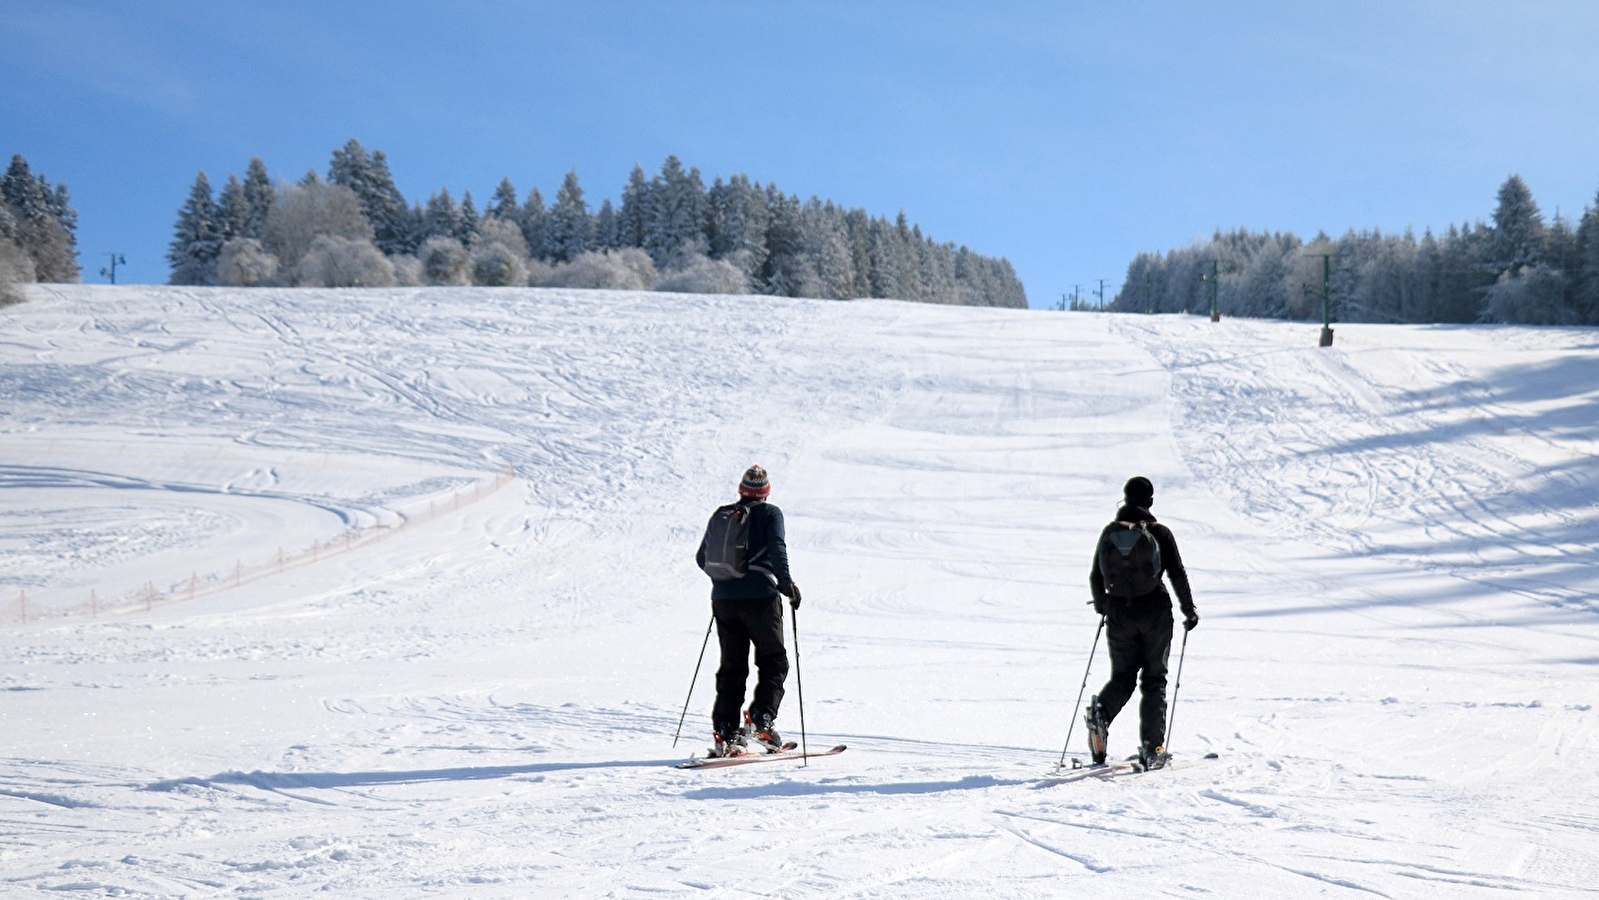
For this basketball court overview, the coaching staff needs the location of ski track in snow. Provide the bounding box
[2,285,1597,897]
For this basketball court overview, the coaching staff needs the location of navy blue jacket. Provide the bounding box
[696,499,793,601]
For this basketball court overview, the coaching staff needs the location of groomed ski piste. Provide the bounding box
[2,284,1597,897]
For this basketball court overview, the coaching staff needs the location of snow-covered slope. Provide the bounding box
[3,285,1596,897]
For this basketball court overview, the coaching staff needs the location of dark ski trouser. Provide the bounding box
[1097,596,1174,749]
[711,596,788,734]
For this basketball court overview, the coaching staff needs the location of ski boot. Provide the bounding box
[744,710,789,753]
[710,727,746,759]
[1084,695,1109,766]
[1139,742,1169,771]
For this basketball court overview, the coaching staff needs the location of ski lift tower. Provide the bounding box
[100,253,126,284]
[1302,253,1334,347]
[1200,259,1221,322]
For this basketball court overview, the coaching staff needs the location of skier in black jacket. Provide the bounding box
[695,465,801,757]
[1086,476,1198,769]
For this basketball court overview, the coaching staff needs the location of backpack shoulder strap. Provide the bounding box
[744,501,770,563]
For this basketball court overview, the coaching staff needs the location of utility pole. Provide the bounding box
[1094,278,1107,311]
[100,253,126,284]
[1302,254,1335,347]
[1144,271,1153,314]
[1200,259,1221,322]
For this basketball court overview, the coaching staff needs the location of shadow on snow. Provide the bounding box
[145,758,669,794]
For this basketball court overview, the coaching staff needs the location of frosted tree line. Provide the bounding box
[167,140,1028,308]
[1114,175,1599,326]
[1,155,80,305]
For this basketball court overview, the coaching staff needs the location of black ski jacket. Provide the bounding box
[1089,505,1196,617]
[696,499,793,601]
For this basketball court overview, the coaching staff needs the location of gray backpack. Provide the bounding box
[1098,520,1164,598]
[701,503,765,582]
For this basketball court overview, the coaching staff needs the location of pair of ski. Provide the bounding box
[678,741,848,770]
[1043,750,1219,784]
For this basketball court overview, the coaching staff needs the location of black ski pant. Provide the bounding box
[1097,596,1173,749]
[711,596,788,735]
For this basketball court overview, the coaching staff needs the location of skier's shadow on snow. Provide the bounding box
[147,759,668,794]
[680,775,1033,801]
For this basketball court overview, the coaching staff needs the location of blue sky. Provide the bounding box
[5,1,1599,306]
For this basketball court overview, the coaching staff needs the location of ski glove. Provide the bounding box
[781,582,801,610]
[1183,611,1199,632]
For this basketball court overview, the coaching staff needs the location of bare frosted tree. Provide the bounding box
[1481,264,1574,324]
[1,235,35,304]
[469,216,531,286]
[539,248,656,290]
[418,236,470,285]
[215,237,280,286]
[261,178,374,273]
[653,253,749,294]
[294,235,396,287]
[389,254,423,286]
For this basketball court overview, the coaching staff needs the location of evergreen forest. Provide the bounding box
[1,155,79,304]
[167,140,1029,308]
[1114,175,1599,326]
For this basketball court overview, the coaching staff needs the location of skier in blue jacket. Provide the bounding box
[695,465,801,757]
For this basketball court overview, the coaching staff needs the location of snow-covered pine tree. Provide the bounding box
[991,257,1027,307]
[216,175,251,243]
[242,158,274,240]
[707,174,769,277]
[48,184,78,261]
[547,170,592,263]
[760,185,805,297]
[921,235,960,305]
[897,215,928,302]
[1485,174,1546,279]
[843,208,872,299]
[457,191,480,244]
[593,199,619,251]
[867,216,905,300]
[491,179,521,225]
[168,171,223,285]
[421,188,464,244]
[328,142,413,256]
[1576,192,1599,323]
[800,198,853,300]
[2,155,80,283]
[618,164,652,251]
[645,156,708,268]
[1545,212,1582,315]
[521,187,549,261]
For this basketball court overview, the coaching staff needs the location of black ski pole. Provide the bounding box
[1164,626,1190,754]
[792,605,808,766]
[1057,613,1107,770]
[672,613,715,748]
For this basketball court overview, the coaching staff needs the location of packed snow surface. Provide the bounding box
[3,285,1597,898]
